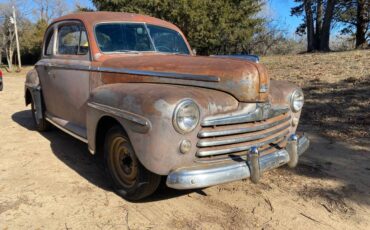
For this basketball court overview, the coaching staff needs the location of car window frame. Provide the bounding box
[42,25,57,58]
[53,20,91,61]
[93,22,191,55]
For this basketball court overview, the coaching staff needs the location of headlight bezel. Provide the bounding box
[173,99,200,134]
[290,89,304,112]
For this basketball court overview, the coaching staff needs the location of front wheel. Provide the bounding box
[104,126,161,201]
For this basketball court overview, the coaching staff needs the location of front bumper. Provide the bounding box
[166,134,310,189]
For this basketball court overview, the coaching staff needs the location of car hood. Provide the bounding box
[99,54,269,102]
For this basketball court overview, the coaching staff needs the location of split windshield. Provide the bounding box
[95,23,190,55]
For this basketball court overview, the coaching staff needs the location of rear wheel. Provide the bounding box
[104,125,161,201]
[31,95,51,131]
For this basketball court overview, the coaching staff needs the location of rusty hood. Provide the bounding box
[99,54,269,102]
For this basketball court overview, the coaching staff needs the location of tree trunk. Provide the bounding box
[304,0,316,51]
[315,0,324,49]
[320,0,336,51]
[6,46,13,72]
[355,0,368,48]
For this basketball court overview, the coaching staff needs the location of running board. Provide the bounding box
[45,113,88,143]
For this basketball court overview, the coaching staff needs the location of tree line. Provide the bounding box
[292,0,369,51]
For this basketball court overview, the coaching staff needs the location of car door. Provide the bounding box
[41,21,91,132]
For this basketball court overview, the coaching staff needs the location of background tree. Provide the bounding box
[33,0,68,23]
[335,0,369,48]
[291,0,337,52]
[90,0,265,55]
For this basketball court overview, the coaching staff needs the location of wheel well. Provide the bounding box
[95,116,127,158]
[25,89,32,106]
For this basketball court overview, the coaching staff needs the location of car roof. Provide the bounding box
[52,11,181,32]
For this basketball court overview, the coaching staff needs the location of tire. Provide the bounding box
[104,125,161,201]
[31,95,51,132]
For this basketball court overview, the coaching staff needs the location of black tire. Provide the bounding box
[104,125,161,201]
[31,96,51,132]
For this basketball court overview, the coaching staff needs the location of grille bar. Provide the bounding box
[197,122,290,147]
[201,105,289,126]
[198,114,291,138]
[196,129,289,157]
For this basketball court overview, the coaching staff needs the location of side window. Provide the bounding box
[57,24,89,55]
[44,29,55,56]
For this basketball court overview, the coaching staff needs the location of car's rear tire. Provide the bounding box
[31,95,51,132]
[104,125,161,201]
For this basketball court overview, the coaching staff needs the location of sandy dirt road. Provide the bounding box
[0,72,369,229]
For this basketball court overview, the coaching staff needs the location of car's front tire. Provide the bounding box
[104,125,161,201]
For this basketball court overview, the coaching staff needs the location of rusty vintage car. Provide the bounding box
[25,12,309,200]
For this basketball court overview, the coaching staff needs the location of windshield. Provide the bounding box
[95,23,190,54]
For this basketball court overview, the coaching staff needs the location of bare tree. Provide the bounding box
[0,4,17,71]
[33,0,68,22]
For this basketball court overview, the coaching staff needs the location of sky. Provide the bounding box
[269,0,302,35]
[1,0,304,36]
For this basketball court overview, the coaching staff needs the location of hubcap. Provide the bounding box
[109,136,138,188]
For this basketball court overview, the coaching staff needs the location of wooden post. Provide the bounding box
[12,6,21,70]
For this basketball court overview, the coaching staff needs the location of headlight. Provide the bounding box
[173,99,200,134]
[290,89,304,112]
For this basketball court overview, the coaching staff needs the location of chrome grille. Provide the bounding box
[197,106,291,158]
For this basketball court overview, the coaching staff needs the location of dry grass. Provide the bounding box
[263,50,370,143]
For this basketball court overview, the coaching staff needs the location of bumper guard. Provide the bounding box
[166,134,310,189]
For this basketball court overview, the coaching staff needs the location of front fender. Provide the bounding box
[87,83,239,175]
[269,80,303,134]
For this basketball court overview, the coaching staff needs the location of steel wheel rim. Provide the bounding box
[109,136,138,188]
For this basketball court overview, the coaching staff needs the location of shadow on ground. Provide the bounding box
[12,108,370,206]
[300,76,370,142]
[11,109,199,203]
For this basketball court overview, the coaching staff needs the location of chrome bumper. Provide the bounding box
[166,134,310,189]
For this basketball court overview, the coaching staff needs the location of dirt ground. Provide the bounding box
[1,51,369,229]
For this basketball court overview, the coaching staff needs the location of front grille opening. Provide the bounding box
[196,111,291,159]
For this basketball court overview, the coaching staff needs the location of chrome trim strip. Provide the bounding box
[196,130,289,157]
[87,102,150,127]
[201,104,290,126]
[35,63,220,82]
[45,117,88,143]
[197,123,290,147]
[198,115,291,138]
